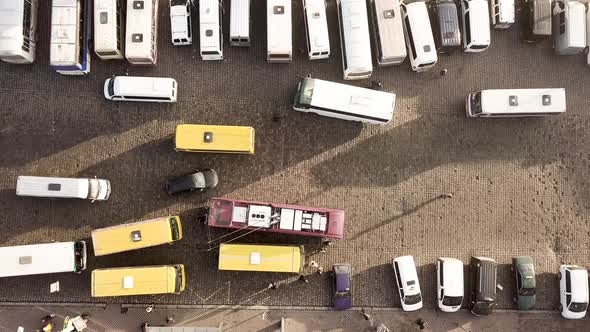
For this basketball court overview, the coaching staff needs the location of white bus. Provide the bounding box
[303,0,330,60]
[16,176,111,201]
[0,0,38,64]
[50,0,91,75]
[267,0,292,63]
[0,241,87,278]
[466,88,566,117]
[104,76,177,102]
[401,1,437,71]
[200,0,223,60]
[94,0,125,59]
[126,0,158,64]
[293,77,395,125]
[170,0,192,46]
[369,0,406,66]
[230,0,250,46]
[337,0,373,80]
[553,0,586,55]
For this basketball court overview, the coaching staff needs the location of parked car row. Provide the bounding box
[332,255,590,320]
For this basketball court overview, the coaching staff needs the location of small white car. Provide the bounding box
[393,255,423,311]
[559,265,588,319]
[437,257,464,312]
[170,0,192,45]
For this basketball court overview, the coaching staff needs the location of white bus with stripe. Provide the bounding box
[50,0,91,75]
[0,0,38,64]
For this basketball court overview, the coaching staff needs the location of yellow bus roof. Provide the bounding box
[218,244,302,273]
[91,216,181,256]
[91,265,184,297]
[174,124,255,154]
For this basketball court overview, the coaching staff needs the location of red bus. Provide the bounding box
[205,198,345,239]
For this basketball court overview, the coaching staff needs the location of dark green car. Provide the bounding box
[512,256,536,310]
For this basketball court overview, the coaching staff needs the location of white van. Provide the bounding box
[230,0,251,46]
[16,176,110,201]
[400,1,437,72]
[559,265,588,319]
[170,0,192,46]
[437,257,464,312]
[267,0,292,63]
[200,0,223,60]
[104,76,177,102]
[303,0,330,60]
[392,255,423,311]
[553,0,586,55]
[461,0,491,52]
[490,0,514,29]
[0,241,87,278]
[466,88,566,117]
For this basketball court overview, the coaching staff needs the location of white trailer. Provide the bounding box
[267,0,292,62]
[230,0,250,46]
[16,176,111,201]
[0,0,38,64]
[200,0,223,60]
[466,88,566,117]
[303,0,330,60]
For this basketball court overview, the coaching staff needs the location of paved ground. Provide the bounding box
[0,305,588,332]
[0,0,589,313]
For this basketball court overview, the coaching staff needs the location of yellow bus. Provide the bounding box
[218,244,304,273]
[174,124,255,154]
[91,216,182,256]
[91,264,185,297]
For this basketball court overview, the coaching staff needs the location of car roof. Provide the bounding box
[334,264,351,291]
[569,269,589,302]
[441,258,463,295]
[393,256,420,294]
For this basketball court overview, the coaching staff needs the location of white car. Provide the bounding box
[393,255,423,311]
[559,265,588,319]
[170,0,192,45]
[437,257,464,312]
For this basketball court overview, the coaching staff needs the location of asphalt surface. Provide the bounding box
[0,0,589,312]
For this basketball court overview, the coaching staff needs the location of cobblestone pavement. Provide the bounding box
[0,0,589,311]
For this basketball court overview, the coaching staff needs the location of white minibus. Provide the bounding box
[490,0,514,29]
[126,0,158,64]
[437,257,464,312]
[303,0,330,60]
[170,0,192,46]
[267,0,292,62]
[104,76,177,103]
[337,0,373,79]
[400,1,437,72]
[230,0,251,46]
[94,0,125,59]
[200,0,223,60]
[393,255,423,312]
[0,0,38,64]
[461,0,491,52]
[553,0,586,55]
[369,0,406,66]
[0,241,87,278]
[466,88,566,118]
[293,77,395,125]
[50,0,91,75]
[16,176,111,201]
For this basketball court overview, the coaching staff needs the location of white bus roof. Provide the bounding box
[267,0,292,54]
[464,0,490,41]
[0,0,24,54]
[125,0,156,58]
[170,4,188,38]
[372,0,406,61]
[50,1,80,66]
[94,0,118,52]
[305,0,329,52]
[230,0,250,39]
[480,88,566,114]
[200,0,221,50]
[404,2,437,62]
[565,1,586,47]
[339,0,372,72]
[113,76,176,97]
[497,0,515,23]
[16,176,90,199]
[0,241,78,277]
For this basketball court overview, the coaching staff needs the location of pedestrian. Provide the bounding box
[268,282,278,290]
[416,318,428,330]
[438,193,453,199]
[140,323,149,332]
[309,260,318,268]
[440,69,448,77]
[145,304,155,313]
[317,266,324,275]
[298,275,309,283]
[166,315,175,324]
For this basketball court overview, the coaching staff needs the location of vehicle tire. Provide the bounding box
[558,272,562,280]
[558,304,563,312]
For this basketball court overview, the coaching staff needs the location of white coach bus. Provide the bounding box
[267,0,292,62]
[303,0,330,60]
[94,0,125,59]
[200,0,223,60]
[293,77,395,124]
[369,0,406,66]
[466,88,566,117]
[50,0,91,75]
[0,0,38,64]
[337,0,373,80]
[230,0,251,46]
[126,0,158,64]
[0,241,87,278]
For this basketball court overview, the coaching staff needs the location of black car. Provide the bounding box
[165,169,218,195]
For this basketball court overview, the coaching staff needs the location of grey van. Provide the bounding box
[469,256,498,316]
[431,0,461,52]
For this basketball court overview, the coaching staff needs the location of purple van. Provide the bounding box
[333,264,353,310]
